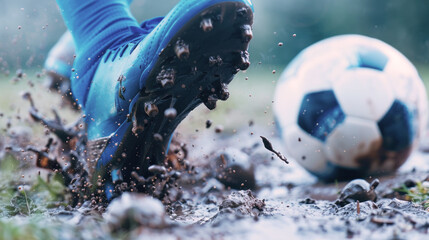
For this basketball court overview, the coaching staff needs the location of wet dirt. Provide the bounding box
[1,83,429,239]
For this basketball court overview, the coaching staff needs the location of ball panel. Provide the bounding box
[333,68,395,121]
[282,124,328,174]
[273,79,306,127]
[377,99,414,151]
[297,90,345,142]
[325,116,381,169]
[274,73,332,127]
[388,72,428,140]
[357,46,388,71]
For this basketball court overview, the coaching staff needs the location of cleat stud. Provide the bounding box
[148,165,167,174]
[219,83,230,101]
[216,56,223,65]
[200,18,213,32]
[241,24,253,42]
[153,133,163,142]
[209,56,217,66]
[156,68,175,88]
[132,123,144,135]
[164,108,177,119]
[132,99,146,134]
[216,14,223,23]
[160,78,174,88]
[209,55,223,67]
[132,114,145,134]
[174,39,190,60]
[238,51,250,70]
[144,102,159,117]
[203,95,218,110]
[236,7,248,17]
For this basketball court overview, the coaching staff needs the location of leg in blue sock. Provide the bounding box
[55,0,141,107]
[53,0,254,201]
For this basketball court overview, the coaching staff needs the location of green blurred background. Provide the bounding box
[1,0,428,73]
[0,0,428,130]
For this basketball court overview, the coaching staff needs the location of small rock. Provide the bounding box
[214,125,223,133]
[104,193,167,232]
[219,190,265,217]
[336,179,379,206]
[299,198,316,204]
[16,69,23,78]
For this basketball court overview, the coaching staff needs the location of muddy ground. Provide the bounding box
[0,72,428,239]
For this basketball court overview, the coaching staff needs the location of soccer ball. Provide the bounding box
[273,35,428,181]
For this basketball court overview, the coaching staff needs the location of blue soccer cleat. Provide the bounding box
[44,16,164,110]
[83,0,254,199]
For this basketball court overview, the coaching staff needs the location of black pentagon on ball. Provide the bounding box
[297,90,346,142]
[377,99,414,151]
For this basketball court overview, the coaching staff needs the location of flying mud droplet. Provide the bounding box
[215,125,224,133]
[206,120,213,129]
[248,120,254,127]
[260,136,289,164]
[21,91,34,108]
[16,69,23,78]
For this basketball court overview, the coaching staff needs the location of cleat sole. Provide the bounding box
[92,2,254,192]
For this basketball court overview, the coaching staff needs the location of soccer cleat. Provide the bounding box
[44,17,164,110]
[84,0,254,200]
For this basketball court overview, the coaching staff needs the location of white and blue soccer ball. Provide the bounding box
[274,35,428,181]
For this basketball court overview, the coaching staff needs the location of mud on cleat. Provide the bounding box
[84,0,254,201]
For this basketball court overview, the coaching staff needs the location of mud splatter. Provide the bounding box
[260,136,288,164]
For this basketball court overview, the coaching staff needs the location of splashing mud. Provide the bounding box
[0,77,428,239]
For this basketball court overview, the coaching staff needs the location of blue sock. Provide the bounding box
[55,0,141,107]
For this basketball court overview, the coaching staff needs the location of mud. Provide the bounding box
[1,84,429,239]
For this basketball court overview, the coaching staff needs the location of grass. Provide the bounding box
[395,182,429,209]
